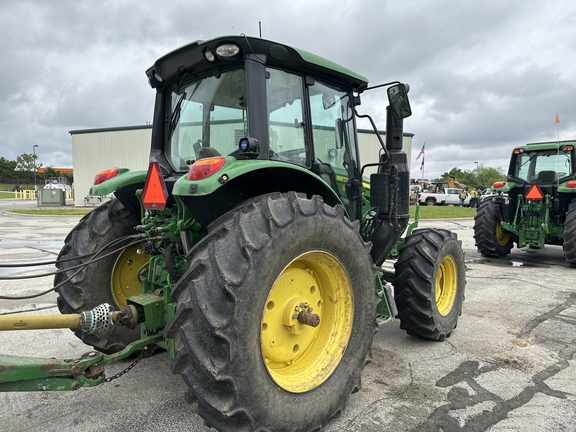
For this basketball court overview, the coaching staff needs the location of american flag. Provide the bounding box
[419,154,424,171]
[416,143,425,160]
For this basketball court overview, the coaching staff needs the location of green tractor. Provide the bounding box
[1,36,465,431]
[474,140,576,266]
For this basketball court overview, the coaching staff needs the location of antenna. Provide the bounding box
[259,21,262,38]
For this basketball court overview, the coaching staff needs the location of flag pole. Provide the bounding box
[420,142,425,183]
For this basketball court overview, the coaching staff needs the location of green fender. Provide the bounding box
[171,157,343,208]
[89,168,148,196]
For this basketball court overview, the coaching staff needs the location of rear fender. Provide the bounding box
[172,158,343,229]
[89,169,147,196]
[89,169,147,220]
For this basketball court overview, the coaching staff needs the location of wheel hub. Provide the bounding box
[261,251,353,393]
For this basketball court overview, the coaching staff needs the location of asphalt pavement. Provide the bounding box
[1,201,575,431]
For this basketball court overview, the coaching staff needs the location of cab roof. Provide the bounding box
[147,35,369,92]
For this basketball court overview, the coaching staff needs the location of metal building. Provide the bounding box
[70,126,412,207]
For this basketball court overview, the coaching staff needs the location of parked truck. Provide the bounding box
[474,140,576,265]
[0,36,466,431]
[418,187,470,206]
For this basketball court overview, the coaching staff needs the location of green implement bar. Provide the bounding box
[0,335,161,392]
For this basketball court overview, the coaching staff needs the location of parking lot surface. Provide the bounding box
[1,204,575,431]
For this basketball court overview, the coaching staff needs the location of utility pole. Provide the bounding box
[33,145,39,205]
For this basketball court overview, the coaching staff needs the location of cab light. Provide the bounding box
[216,43,240,58]
[204,48,215,62]
[566,180,576,189]
[525,185,544,201]
[142,162,169,210]
[188,157,226,181]
[94,168,120,185]
[493,181,506,189]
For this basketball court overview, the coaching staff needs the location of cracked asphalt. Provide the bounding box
[1,201,575,431]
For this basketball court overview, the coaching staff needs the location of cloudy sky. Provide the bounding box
[1,0,575,180]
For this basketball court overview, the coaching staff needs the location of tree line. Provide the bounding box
[436,166,506,190]
[0,153,73,185]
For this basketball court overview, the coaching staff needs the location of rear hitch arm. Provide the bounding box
[0,334,161,392]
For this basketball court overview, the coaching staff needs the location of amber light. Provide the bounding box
[142,162,169,210]
[94,168,120,185]
[188,157,226,181]
[493,181,506,189]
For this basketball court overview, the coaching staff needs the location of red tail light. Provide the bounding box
[566,180,576,189]
[94,168,120,185]
[493,181,506,189]
[188,157,226,181]
[142,162,169,210]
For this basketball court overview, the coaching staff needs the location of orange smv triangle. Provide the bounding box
[525,184,544,201]
[142,162,169,210]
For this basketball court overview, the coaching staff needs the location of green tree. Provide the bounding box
[476,166,506,189]
[0,157,17,179]
[15,153,42,174]
[41,166,59,181]
[436,166,505,190]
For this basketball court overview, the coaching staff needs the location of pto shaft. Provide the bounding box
[0,314,82,331]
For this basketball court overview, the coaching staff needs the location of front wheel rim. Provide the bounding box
[261,251,354,393]
[436,255,457,316]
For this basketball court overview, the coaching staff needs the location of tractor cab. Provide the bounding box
[509,144,574,198]
[145,36,370,221]
[144,36,410,226]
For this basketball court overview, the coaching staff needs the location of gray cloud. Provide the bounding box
[1,0,575,180]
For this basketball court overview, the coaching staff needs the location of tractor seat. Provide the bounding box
[535,170,556,183]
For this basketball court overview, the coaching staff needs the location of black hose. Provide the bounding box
[0,235,153,300]
[165,242,183,283]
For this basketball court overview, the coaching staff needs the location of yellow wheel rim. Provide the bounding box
[261,251,353,393]
[435,255,458,316]
[111,244,148,309]
[496,221,511,246]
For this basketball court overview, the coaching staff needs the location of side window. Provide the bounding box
[308,80,359,216]
[266,69,307,167]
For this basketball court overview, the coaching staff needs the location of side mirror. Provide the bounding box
[387,84,412,119]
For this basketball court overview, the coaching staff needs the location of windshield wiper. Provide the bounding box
[168,92,187,139]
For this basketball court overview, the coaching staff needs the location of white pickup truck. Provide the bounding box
[418,188,470,206]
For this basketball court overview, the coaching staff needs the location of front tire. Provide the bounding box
[474,198,514,257]
[393,228,465,341]
[563,199,576,267]
[167,192,378,432]
[55,199,143,353]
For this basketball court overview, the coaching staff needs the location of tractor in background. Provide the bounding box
[474,140,576,266]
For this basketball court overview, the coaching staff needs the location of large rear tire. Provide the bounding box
[474,197,514,257]
[55,199,143,353]
[393,228,465,341]
[563,199,576,267]
[167,192,378,432]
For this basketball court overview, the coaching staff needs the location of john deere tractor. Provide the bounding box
[474,140,576,266]
[0,36,465,431]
